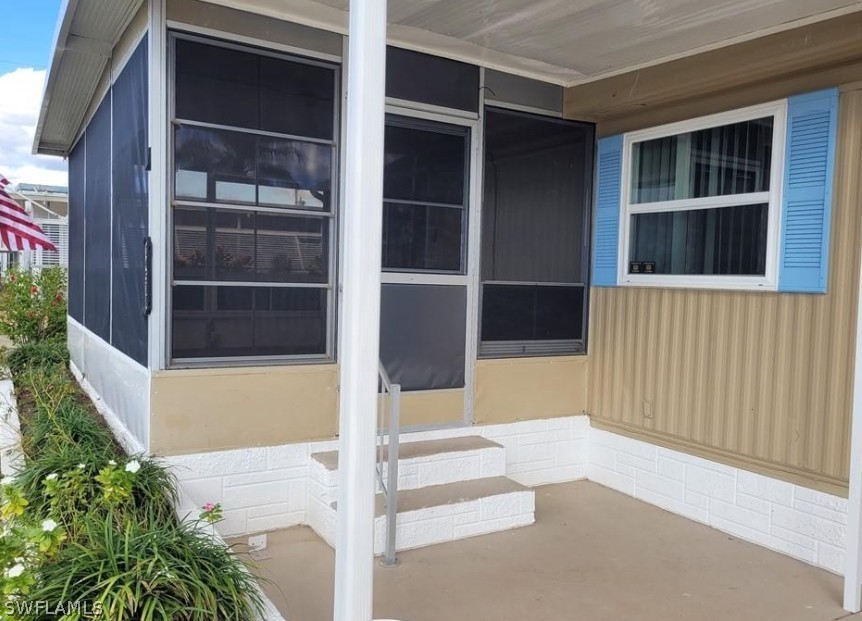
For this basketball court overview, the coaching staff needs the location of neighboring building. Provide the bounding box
[0,184,68,273]
[30,0,862,615]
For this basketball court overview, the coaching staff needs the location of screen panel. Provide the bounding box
[386,47,479,112]
[480,108,594,357]
[171,285,327,359]
[111,36,149,365]
[67,136,85,323]
[380,284,466,391]
[84,95,112,341]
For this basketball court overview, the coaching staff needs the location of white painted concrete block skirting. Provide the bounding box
[166,415,849,576]
[588,428,848,575]
[166,416,590,539]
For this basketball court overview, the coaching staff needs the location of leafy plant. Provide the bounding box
[1,342,265,620]
[27,512,264,621]
[4,340,69,378]
[0,268,67,345]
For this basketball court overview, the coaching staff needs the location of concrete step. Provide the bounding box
[310,435,506,493]
[312,476,535,554]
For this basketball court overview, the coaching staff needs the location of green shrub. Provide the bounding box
[1,346,265,620]
[4,340,69,378]
[0,267,67,345]
[27,513,264,621]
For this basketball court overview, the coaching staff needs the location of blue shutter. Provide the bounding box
[778,88,838,293]
[592,134,623,287]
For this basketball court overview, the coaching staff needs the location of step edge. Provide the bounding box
[311,436,505,471]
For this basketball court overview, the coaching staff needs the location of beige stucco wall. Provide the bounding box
[474,357,589,425]
[150,364,339,455]
[585,86,862,496]
[150,356,586,454]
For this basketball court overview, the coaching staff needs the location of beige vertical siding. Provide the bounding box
[589,88,862,495]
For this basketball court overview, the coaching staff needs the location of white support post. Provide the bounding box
[147,0,168,376]
[333,1,387,621]
[845,219,862,611]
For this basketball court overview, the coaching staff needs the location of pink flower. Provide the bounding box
[202,503,215,511]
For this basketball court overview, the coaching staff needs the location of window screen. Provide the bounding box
[111,37,149,365]
[68,137,85,323]
[382,117,469,273]
[480,108,594,357]
[171,34,338,362]
[386,47,479,112]
[84,95,112,342]
[175,38,335,140]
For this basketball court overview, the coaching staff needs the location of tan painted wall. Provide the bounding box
[149,356,584,453]
[150,364,339,455]
[399,390,464,428]
[587,87,862,495]
[474,357,589,425]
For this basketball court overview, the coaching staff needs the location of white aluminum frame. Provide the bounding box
[164,29,342,368]
[846,158,862,611]
[617,100,787,291]
[149,0,169,372]
[381,102,481,425]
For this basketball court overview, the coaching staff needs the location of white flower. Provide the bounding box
[124,460,141,474]
[45,473,58,481]
[77,463,86,469]
[41,519,58,532]
[5,564,25,579]
[108,460,117,466]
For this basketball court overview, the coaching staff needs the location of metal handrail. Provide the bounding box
[377,361,400,566]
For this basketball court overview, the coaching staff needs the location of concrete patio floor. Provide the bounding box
[233,481,862,621]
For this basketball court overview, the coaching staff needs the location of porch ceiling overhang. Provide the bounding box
[204,0,862,86]
[33,0,862,156]
[32,0,143,156]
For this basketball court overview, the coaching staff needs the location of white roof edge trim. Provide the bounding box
[562,3,862,88]
[32,0,77,157]
[33,0,146,157]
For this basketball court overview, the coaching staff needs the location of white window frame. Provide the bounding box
[618,100,787,291]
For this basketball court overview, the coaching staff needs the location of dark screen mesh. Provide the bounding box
[480,108,594,356]
[84,95,112,341]
[386,47,479,112]
[111,37,149,365]
[67,137,85,322]
[379,284,466,391]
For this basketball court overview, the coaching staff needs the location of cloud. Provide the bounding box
[0,68,67,187]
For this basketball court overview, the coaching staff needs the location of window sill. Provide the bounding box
[618,275,776,292]
[167,355,335,371]
[478,340,585,359]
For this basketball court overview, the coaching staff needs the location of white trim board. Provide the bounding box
[589,427,847,575]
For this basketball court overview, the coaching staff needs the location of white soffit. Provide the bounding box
[208,0,862,86]
[34,0,143,156]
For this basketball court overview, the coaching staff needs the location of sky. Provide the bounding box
[0,0,67,187]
